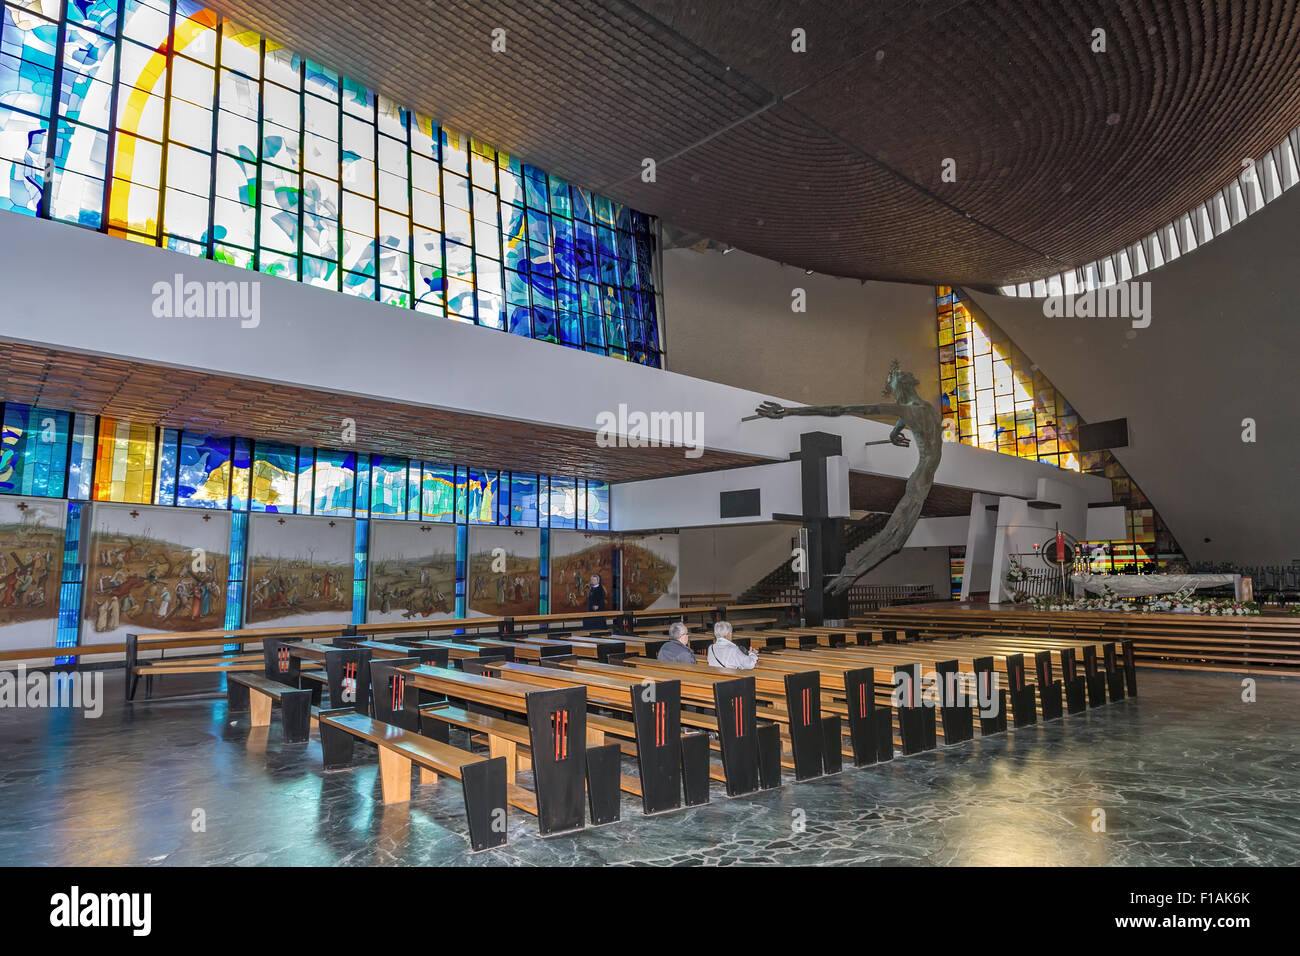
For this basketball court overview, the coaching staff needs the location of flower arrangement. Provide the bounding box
[1025,588,1260,615]
[1005,555,1030,583]
[1029,584,1130,613]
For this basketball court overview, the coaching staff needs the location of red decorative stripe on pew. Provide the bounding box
[551,710,569,761]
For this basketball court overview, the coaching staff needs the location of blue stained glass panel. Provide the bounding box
[510,473,538,526]
[0,402,71,497]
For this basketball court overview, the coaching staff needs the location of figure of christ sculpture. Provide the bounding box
[751,361,943,594]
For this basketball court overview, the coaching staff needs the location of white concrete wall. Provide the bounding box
[661,247,939,407]
[906,515,970,548]
[966,185,1300,563]
[962,493,1000,599]
[855,547,951,595]
[678,523,798,598]
[613,460,804,530]
[0,212,1114,510]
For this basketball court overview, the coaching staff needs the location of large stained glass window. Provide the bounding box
[937,285,1185,571]
[0,0,664,366]
[8,400,613,533]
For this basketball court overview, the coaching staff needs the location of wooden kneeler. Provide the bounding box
[585,744,622,826]
[821,716,843,774]
[680,732,712,806]
[756,723,782,790]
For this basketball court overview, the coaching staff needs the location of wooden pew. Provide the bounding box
[318,710,515,851]
[227,672,314,742]
[390,663,621,833]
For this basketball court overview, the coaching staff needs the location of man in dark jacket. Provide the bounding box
[583,574,608,629]
[656,621,696,663]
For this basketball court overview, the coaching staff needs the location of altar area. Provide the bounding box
[1071,572,1245,601]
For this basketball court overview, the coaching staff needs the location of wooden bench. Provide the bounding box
[318,710,519,851]
[227,672,314,742]
[391,663,623,832]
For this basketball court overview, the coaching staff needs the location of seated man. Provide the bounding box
[706,620,758,670]
[656,621,696,663]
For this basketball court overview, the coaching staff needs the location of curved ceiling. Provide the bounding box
[207,0,1300,286]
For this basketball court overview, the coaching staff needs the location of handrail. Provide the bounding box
[0,602,798,665]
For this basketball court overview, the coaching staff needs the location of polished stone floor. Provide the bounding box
[0,667,1296,866]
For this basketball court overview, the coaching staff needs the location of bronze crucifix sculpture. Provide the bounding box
[749,361,943,594]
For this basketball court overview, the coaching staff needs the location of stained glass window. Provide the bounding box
[547,475,576,528]
[369,454,406,517]
[0,0,662,364]
[420,462,455,522]
[93,416,156,502]
[0,401,70,496]
[586,480,610,530]
[465,468,496,524]
[937,285,1185,571]
[249,439,296,512]
[313,447,354,516]
[176,431,232,508]
[510,473,538,526]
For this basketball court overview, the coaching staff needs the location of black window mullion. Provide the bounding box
[404,106,413,309]
[98,0,128,234]
[204,15,223,259]
[371,94,379,300]
[251,36,265,270]
[38,12,69,221]
[155,0,178,246]
[296,55,305,282]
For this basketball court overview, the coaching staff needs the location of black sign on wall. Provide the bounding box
[1078,418,1128,452]
[720,488,762,519]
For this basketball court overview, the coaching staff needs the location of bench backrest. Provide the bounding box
[370,656,420,730]
[263,638,300,686]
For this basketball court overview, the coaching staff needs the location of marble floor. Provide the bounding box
[0,667,1296,866]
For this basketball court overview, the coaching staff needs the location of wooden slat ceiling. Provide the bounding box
[0,343,765,481]
[850,471,974,518]
[203,0,1300,286]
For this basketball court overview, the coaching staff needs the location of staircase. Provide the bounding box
[737,514,891,603]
